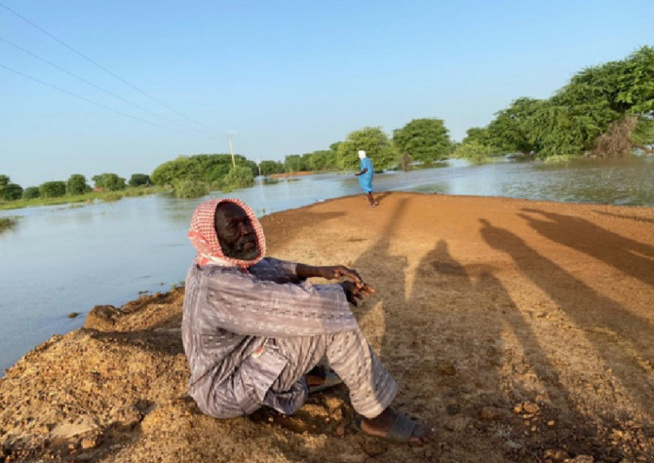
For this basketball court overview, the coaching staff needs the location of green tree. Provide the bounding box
[150,157,201,186]
[531,46,654,158]
[486,97,543,154]
[222,166,255,192]
[336,127,394,171]
[128,173,150,187]
[0,175,10,200]
[150,154,255,187]
[94,173,126,191]
[303,150,334,171]
[0,175,24,201]
[66,174,91,195]
[259,160,285,176]
[39,181,66,198]
[174,179,208,199]
[284,155,305,173]
[3,183,23,201]
[453,140,498,164]
[392,118,452,163]
[22,187,40,199]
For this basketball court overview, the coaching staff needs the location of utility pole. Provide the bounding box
[225,131,236,168]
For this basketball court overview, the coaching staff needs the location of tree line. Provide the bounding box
[457,46,654,162]
[2,46,652,204]
[0,173,151,202]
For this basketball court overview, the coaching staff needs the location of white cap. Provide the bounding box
[358,150,366,159]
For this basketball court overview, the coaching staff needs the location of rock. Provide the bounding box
[446,403,461,415]
[323,396,344,413]
[480,407,505,421]
[83,305,123,331]
[438,362,457,376]
[80,436,99,450]
[565,456,593,463]
[523,402,540,414]
[67,312,80,319]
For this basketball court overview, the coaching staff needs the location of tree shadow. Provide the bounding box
[520,208,654,286]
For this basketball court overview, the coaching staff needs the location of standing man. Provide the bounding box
[181,198,435,444]
[354,150,378,207]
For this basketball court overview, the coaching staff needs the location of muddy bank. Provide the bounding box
[1,192,653,462]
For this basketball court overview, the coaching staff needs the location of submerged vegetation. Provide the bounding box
[0,216,19,233]
[0,185,169,211]
[458,46,654,164]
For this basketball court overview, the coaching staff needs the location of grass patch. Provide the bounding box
[543,154,578,163]
[0,216,19,233]
[0,186,171,211]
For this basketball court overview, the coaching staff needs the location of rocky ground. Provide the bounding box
[1,192,653,463]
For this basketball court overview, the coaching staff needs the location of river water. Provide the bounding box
[1,156,653,374]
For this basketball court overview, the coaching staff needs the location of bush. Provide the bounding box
[22,187,40,199]
[586,116,638,158]
[129,173,150,187]
[174,180,209,199]
[93,173,126,191]
[2,183,23,201]
[39,181,66,198]
[0,216,18,233]
[66,174,91,195]
[453,141,499,165]
[222,166,254,192]
[101,193,122,202]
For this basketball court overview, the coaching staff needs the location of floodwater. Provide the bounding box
[1,156,653,374]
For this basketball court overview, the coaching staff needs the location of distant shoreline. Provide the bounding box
[267,171,316,179]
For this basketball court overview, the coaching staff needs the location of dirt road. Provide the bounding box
[1,192,653,462]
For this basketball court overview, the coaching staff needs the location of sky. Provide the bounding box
[1,1,653,187]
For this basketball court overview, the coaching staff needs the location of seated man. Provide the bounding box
[181,198,435,444]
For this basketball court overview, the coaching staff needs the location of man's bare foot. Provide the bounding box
[357,407,435,445]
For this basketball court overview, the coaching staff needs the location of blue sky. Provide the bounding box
[1,1,652,187]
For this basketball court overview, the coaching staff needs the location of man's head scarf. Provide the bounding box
[188,198,266,269]
[358,150,366,159]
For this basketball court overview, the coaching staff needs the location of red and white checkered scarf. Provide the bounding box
[188,198,266,269]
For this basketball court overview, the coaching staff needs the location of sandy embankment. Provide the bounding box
[1,192,653,463]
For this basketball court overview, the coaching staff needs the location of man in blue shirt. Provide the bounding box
[354,150,378,207]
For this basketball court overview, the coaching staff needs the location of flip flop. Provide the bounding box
[308,368,342,393]
[353,412,417,444]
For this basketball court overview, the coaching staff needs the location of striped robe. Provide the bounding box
[181,257,397,419]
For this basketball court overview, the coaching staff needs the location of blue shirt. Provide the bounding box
[358,157,374,193]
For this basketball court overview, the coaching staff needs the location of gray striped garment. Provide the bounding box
[181,257,397,419]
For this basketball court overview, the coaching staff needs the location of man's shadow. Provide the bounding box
[346,204,606,459]
[520,208,654,286]
[480,218,654,420]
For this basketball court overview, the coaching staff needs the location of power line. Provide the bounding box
[0,1,220,135]
[0,35,219,138]
[0,62,215,138]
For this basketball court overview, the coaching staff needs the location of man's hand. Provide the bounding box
[340,280,375,306]
[297,264,368,288]
[315,265,364,285]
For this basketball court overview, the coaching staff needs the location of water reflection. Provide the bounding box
[0,156,653,374]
